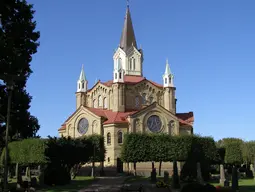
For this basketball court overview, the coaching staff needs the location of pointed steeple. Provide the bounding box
[119,5,137,52]
[79,64,86,81]
[164,59,171,75]
[163,59,174,88]
[77,64,88,92]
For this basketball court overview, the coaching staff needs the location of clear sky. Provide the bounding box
[26,0,255,141]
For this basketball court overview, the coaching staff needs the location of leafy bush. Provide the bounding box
[1,135,105,185]
[181,182,204,192]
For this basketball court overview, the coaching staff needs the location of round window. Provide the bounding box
[77,118,89,135]
[147,115,162,132]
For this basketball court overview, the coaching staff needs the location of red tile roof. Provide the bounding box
[88,75,163,92]
[176,112,194,125]
[59,109,194,131]
[85,107,136,125]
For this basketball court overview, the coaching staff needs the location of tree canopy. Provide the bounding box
[0,0,40,146]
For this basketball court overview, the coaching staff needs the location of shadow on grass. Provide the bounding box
[7,177,97,192]
[124,176,172,185]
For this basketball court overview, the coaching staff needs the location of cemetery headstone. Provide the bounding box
[231,166,239,191]
[164,171,169,184]
[220,164,226,185]
[196,162,204,185]
[151,168,157,183]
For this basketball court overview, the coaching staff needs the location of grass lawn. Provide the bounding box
[210,179,255,192]
[8,176,96,192]
[125,176,255,192]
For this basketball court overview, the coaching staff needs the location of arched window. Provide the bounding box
[93,99,97,108]
[117,58,122,69]
[107,132,111,145]
[165,78,167,84]
[129,59,132,70]
[98,95,102,107]
[119,72,122,79]
[115,73,117,79]
[135,96,140,108]
[133,58,136,70]
[82,82,84,89]
[103,97,107,109]
[169,77,171,83]
[118,131,123,144]
[142,93,146,104]
[149,97,153,104]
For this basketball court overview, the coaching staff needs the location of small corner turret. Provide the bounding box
[77,64,88,92]
[163,59,174,88]
[76,64,88,109]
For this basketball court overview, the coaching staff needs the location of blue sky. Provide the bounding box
[26,0,255,141]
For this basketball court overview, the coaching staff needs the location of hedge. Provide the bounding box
[121,133,218,163]
[1,134,105,166]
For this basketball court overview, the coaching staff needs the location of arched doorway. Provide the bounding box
[116,158,123,173]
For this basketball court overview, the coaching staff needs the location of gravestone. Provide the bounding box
[163,171,169,183]
[219,164,226,185]
[250,164,254,172]
[196,162,204,185]
[151,168,157,183]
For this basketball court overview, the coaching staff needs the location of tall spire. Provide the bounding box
[119,5,137,52]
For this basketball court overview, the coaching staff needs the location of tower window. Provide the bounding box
[165,78,167,84]
[115,73,117,79]
[98,95,103,107]
[142,93,146,104]
[129,60,132,70]
[133,58,136,70]
[93,99,97,108]
[107,132,111,145]
[82,83,84,89]
[118,131,123,144]
[119,72,122,79]
[117,58,122,69]
[103,97,107,109]
[135,96,140,108]
[169,77,171,83]
[79,84,80,89]
[149,97,153,104]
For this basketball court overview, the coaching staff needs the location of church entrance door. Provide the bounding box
[116,158,123,173]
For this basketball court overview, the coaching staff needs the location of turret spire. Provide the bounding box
[163,59,174,87]
[77,64,88,92]
[164,59,171,75]
[119,5,137,52]
[79,64,86,81]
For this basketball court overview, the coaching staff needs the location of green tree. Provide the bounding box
[0,0,40,146]
[222,138,243,165]
[242,141,255,165]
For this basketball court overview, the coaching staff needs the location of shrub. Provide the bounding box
[204,184,216,192]
[181,182,204,192]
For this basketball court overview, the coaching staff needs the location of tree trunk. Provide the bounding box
[134,162,137,176]
[159,161,162,176]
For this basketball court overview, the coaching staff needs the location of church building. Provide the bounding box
[58,5,194,173]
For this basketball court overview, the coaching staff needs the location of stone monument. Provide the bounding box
[220,164,226,185]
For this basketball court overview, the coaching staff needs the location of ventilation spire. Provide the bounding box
[119,5,137,52]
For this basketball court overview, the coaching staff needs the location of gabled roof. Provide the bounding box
[58,107,194,131]
[176,112,194,125]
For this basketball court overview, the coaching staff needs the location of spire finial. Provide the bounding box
[166,58,169,64]
[127,0,129,7]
